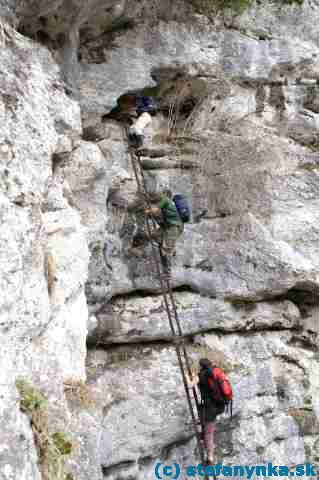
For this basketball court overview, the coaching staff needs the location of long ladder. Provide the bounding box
[127,142,208,471]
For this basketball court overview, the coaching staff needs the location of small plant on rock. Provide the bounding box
[16,378,74,480]
[190,0,253,16]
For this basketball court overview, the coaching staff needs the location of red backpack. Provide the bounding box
[207,367,233,416]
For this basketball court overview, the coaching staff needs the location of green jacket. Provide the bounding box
[159,196,182,227]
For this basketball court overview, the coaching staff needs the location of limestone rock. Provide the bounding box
[2,1,319,478]
[54,129,136,306]
[86,329,319,476]
[89,293,300,344]
[228,0,319,47]
[78,22,319,114]
[0,21,88,480]
[0,26,81,203]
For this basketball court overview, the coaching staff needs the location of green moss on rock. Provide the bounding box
[16,378,74,480]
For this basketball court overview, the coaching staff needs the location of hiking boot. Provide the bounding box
[132,232,148,247]
[128,132,143,149]
[136,148,147,157]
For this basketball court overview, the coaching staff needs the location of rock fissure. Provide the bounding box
[87,327,304,354]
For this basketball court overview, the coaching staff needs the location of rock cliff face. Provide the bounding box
[1,1,319,479]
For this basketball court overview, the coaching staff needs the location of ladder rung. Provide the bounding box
[126,134,207,470]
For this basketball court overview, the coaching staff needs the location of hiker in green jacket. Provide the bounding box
[144,188,184,275]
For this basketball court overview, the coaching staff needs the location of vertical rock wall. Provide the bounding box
[1,1,319,479]
[0,24,89,480]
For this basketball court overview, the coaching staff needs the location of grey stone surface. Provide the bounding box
[0,20,89,480]
[17,0,127,39]
[78,21,319,114]
[85,330,319,477]
[0,27,81,203]
[89,293,300,343]
[227,0,319,47]
[0,0,16,20]
[53,125,136,307]
[94,125,319,301]
[1,1,319,479]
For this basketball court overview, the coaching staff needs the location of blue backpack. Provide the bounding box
[136,96,158,116]
[173,194,191,223]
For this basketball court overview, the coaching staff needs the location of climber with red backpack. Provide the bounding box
[187,358,233,465]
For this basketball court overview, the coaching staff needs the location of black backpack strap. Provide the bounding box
[225,399,233,419]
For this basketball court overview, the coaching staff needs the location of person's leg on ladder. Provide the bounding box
[160,229,172,277]
[203,422,216,464]
[128,127,144,149]
[161,225,183,276]
[148,225,163,247]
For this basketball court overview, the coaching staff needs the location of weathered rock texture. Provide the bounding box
[0,24,89,480]
[1,0,319,479]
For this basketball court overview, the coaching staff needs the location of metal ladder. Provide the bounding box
[127,142,208,474]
